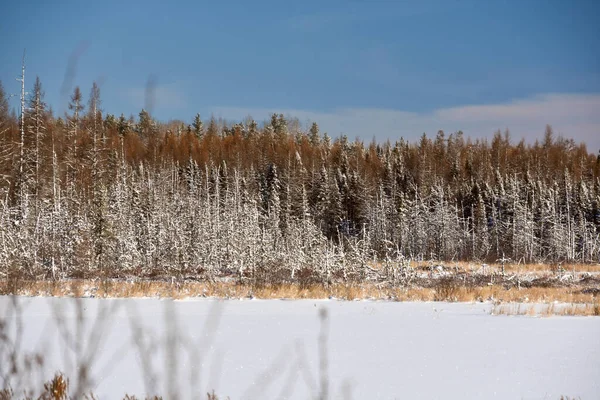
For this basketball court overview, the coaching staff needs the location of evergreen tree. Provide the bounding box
[0,81,9,128]
[88,82,103,142]
[309,122,320,146]
[136,109,155,139]
[206,115,218,137]
[192,113,204,139]
[66,86,84,196]
[0,81,13,192]
[26,76,47,208]
[88,82,107,270]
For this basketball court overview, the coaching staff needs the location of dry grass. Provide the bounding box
[1,278,597,308]
[41,373,69,400]
[0,373,74,400]
[491,303,538,316]
[2,260,597,301]
[0,371,226,400]
[491,301,600,317]
[421,261,600,273]
[1,258,598,313]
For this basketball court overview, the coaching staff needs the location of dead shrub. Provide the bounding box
[296,266,322,290]
[38,373,68,400]
[581,287,600,296]
[0,263,32,295]
[250,260,292,288]
[0,388,14,400]
[206,390,220,400]
[433,277,460,301]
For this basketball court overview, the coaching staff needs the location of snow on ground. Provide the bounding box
[1,296,599,399]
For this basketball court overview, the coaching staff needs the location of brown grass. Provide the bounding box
[0,371,226,399]
[492,301,600,317]
[403,260,600,273]
[41,373,69,400]
[1,278,597,308]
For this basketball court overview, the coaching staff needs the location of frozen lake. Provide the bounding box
[1,296,598,399]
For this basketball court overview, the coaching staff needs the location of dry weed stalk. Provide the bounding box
[1,277,597,308]
[492,301,600,317]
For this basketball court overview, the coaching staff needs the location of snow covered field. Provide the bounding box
[1,296,599,399]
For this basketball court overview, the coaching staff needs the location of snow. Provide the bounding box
[1,296,599,399]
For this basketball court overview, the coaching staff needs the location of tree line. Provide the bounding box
[1,75,599,282]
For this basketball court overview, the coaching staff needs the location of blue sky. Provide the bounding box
[1,0,599,148]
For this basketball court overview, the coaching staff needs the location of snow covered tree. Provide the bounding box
[136,109,156,140]
[65,86,84,198]
[0,81,14,194]
[263,163,281,236]
[309,122,320,146]
[26,76,47,209]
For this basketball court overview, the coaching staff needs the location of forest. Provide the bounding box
[1,75,600,285]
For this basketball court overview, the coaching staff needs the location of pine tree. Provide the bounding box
[0,81,8,119]
[66,86,84,198]
[345,170,367,234]
[88,82,107,271]
[325,175,343,241]
[14,54,26,212]
[247,120,258,138]
[192,113,203,139]
[26,76,47,209]
[136,109,155,139]
[117,113,129,161]
[264,163,281,230]
[0,81,13,192]
[88,82,102,143]
[309,122,320,146]
[206,116,218,137]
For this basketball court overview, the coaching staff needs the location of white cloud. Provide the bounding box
[212,93,600,151]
